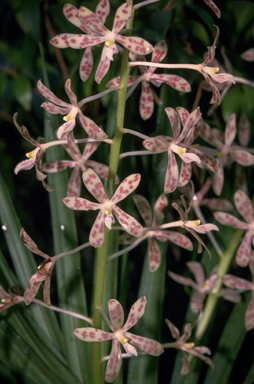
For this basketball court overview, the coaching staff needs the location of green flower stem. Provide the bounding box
[91,3,134,383]
[194,229,244,342]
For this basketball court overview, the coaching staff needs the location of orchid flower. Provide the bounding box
[163,315,214,375]
[61,3,153,84]
[168,262,240,313]
[199,114,254,196]
[20,228,55,306]
[37,78,114,142]
[73,296,163,383]
[50,2,110,82]
[214,190,254,267]
[62,169,146,248]
[43,136,118,197]
[116,194,193,271]
[129,26,235,104]
[142,107,202,193]
[171,184,219,258]
[222,251,254,331]
[0,286,24,314]
[107,40,191,120]
[20,228,90,305]
[13,113,54,192]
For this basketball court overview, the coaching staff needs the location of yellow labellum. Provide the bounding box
[185,342,195,349]
[63,114,72,122]
[104,209,112,216]
[105,40,114,47]
[1,298,11,304]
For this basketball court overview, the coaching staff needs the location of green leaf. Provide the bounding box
[152,10,171,41]
[11,76,32,111]
[0,172,63,351]
[203,300,247,384]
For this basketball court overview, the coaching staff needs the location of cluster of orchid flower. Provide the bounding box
[2,0,254,382]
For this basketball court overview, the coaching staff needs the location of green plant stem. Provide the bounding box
[194,229,244,342]
[91,3,134,384]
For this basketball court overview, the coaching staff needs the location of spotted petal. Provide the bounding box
[214,212,249,229]
[78,112,107,139]
[230,148,254,166]
[115,35,153,55]
[62,196,101,211]
[105,338,122,383]
[153,194,168,226]
[112,3,131,33]
[143,137,169,153]
[148,238,161,272]
[63,3,91,33]
[153,231,193,250]
[111,174,141,205]
[125,332,163,356]
[89,210,106,248]
[224,113,236,147]
[57,119,76,139]
[41,102,70,115]
[67,34,106,49]
[168,270,199,291]
[165,108,181,139]
[222,275,252,291]
[50,33,77,48]
[178,162,192,187]
[235,229,253,267]
[73,327,114,342]
[203,0,221,18]
[112,205,146,238]
[121,296,147,332]
[133,195,152,226]
[20,228,48,258]
[95,45,111,84]
[13,113,40,147]
[176,107,201,144]
[67,167,81,197]
[96,0,110,24]
[150,40,167,68]
[24,274,44,305]
[164,151,179,193]
[234,190,254,223]
[187,262,205,287]
[108,299,124,331]
[78,6,109,35]
[165,319,180,340]
[82,168,108,203]
[80,47,94,81]
[140,81,154,120]
[37,80,70,107]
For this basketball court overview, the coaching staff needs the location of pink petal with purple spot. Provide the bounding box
[139,81,154,120]
[222,275,252,290]
[148,238,161,272]
[234,190,254,223]
[20,228,48,258]
[89,210,105,248]
[80,47,94,82]
[73,327,113,342]
[108,299,124,331]
[50,33,76,48]
[105,338,122,383]
[168,270,198,291]
[241,48,254,62]
[78,112,107,139]
[203,0,221,18]
[230,149,254,166]
[178,162,192,187]
[143,137,169,153]
[214,212,249,229]
[65,79,78,106]
[224,113,236,147]
[165,318,180,340]
[111,174,141,205]
[112,3,131,34]
[67,34,106,49]
[115,35,153,55]
[63,3,91,33]
[133,195,152,226]
[37,80,70,107]
[236,229,253,267]
[41,102,70,115]
[122,296,147,332]
[164,151,179,194]
[62,196,101,211]
[152,194,168,226]
[125,332,163,356]
[67,167,81,197]
[13,113,40,147]
[95,45,111,84]
[57,119,76,139]
[96,0,110,24]
[82,168,108,203]
[165,108,181,139]
[113,206,146,238]
[78,6,109,35]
